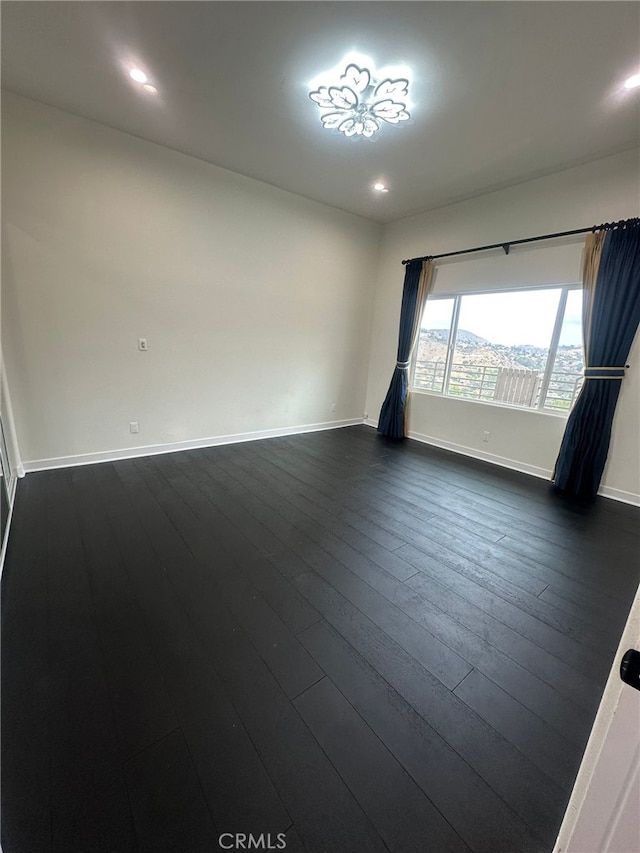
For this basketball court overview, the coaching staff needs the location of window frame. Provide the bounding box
[410,282,583,416]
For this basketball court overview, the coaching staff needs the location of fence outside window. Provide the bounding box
[413,359,583,412]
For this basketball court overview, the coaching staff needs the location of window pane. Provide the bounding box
[414,299,454,392]
[543,289,584,412]
[448,289,561,407]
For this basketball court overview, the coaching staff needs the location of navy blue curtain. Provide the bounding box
[553,222,640,498]
[378,260,423,438]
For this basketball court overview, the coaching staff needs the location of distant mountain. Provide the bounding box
[425,329,450,343]
[417,327,583,374]
[425,329,490,346]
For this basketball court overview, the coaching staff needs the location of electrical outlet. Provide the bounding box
[130,421,140,434]
[482,430,490,442]
[138,338,148,351]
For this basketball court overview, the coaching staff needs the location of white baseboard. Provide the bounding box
[597,485,640,507]
[23,418,364,473]
[20,418,640,506]
[407,427,554,481]
[363,420,640,506]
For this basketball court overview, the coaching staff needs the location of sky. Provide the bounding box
[423,288,583,348]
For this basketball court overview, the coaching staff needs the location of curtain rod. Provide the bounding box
[401,218,638,265]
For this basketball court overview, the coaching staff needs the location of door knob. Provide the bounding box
[620,649,640,691]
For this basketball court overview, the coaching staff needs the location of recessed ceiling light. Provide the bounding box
[624,73,640,89]
[373,182,389,193]
[142,84,158,95]
[129,68,148,84]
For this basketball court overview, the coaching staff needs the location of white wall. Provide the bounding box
[4,92,639,499]
[2,93,380,466]
[365,149,640,502]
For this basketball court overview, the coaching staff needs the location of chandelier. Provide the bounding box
[309,63,410,139]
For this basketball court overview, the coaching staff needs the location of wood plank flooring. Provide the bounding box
[2,425,639,853]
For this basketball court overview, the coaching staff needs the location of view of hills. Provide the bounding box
[417,328,583,374]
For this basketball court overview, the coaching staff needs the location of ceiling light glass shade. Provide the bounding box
[624,73,640,89]
[129,68,148,83]
[309,63,410,138]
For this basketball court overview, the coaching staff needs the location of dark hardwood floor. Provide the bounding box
[2,425,639,853]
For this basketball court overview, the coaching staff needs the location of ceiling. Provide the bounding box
[2,1,639,223]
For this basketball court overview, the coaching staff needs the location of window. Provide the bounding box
[412,285,583,413]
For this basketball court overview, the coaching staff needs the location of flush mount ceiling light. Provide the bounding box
[309,60,411,139]
[373,182,389,193]
[624,73,640,89]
